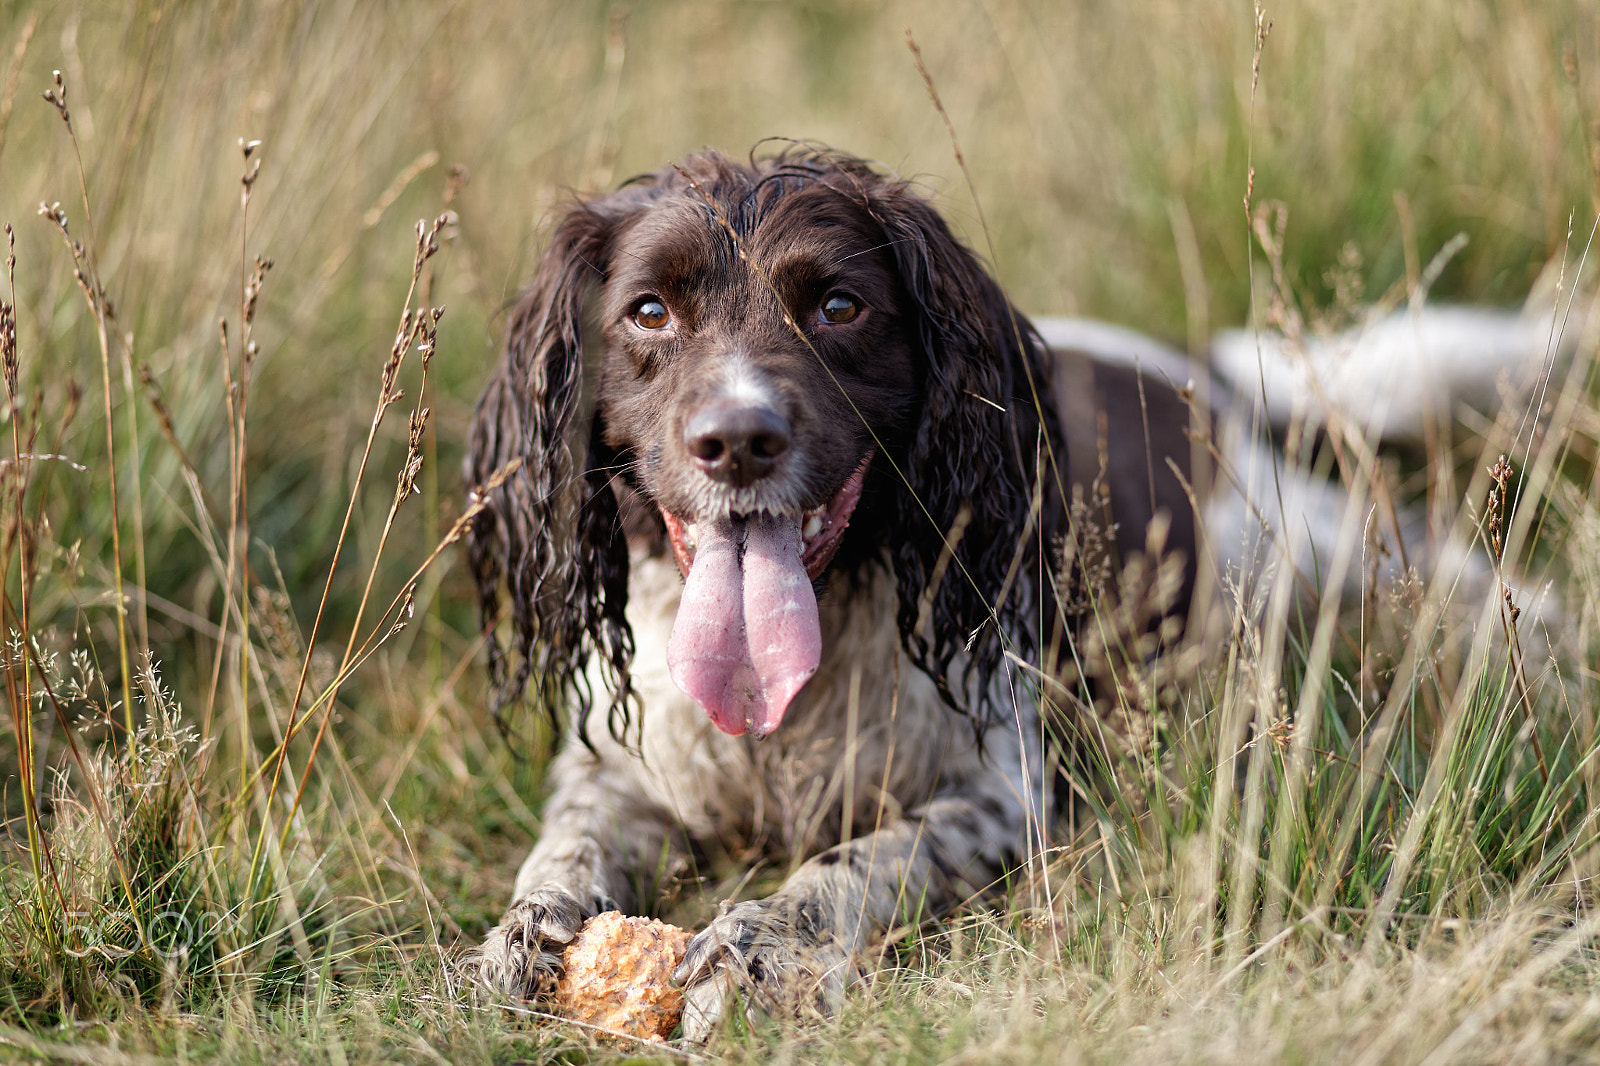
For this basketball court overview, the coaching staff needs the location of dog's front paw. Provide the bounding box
[461,886,589,998]
[672,897,854,1042]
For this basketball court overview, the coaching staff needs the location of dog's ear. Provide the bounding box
[866,181,1064,719]
[466,197,638,744]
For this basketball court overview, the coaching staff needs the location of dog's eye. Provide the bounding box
[820,294,860,325]
[631,300,671,330]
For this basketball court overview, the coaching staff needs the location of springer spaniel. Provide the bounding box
[459,145,1560,1036]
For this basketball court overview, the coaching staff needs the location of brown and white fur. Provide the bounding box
[459,145,1566,1038]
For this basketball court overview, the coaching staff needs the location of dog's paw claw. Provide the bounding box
[460,886,589,999]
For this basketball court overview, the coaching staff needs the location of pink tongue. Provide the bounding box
[667,513,822,737]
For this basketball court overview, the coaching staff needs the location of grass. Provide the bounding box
[0,0,1598,1062]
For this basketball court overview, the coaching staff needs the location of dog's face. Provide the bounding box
[592,181,919,738]
[467,149,1059,746]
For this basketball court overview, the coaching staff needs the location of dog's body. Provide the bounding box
[463,148,1084,1035]
[460,147,1561,1037]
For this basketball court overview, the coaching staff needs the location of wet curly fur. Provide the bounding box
[460,146,1197,1038]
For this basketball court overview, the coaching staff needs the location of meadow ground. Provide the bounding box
[1,1,1598,1062]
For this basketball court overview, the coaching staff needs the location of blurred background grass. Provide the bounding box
[1,0,1598,1059]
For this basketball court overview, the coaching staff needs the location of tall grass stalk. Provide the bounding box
[1,224,44,903]
[280,217,449,844]
[222,138,263,799]
[40,72,135,739]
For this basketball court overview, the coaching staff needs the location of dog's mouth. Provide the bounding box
[662,452,871,739]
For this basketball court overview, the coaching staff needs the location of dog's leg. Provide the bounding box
[674,726,1038,1039]
[462,742,678,998]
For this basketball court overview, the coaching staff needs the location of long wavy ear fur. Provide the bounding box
[864,178,1066,722]
[465,199,637,745]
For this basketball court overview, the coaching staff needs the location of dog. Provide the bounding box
[459,145,1567,1037]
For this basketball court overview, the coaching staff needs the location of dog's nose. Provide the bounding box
[684,400,791,486]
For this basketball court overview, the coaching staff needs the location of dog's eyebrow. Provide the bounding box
[765,238,907,286]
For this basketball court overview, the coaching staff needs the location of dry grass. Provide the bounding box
[0,0,1598,1062]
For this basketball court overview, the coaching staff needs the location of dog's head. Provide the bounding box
[467,146,1063,742]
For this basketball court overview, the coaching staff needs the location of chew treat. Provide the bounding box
[549,911,694,1041]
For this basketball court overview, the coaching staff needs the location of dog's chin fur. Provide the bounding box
[459,144,1554,1037]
